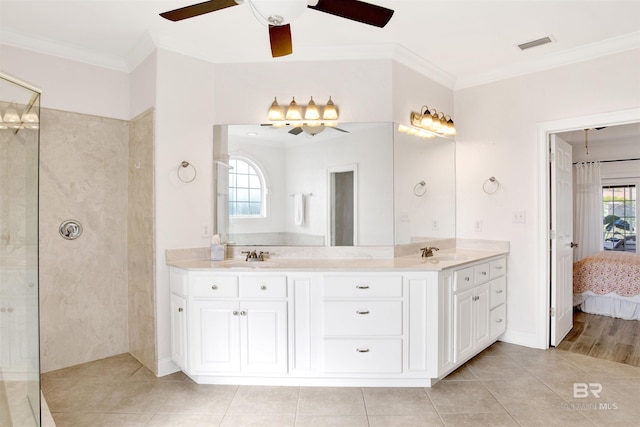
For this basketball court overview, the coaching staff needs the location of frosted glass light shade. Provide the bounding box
[322,97,338,120]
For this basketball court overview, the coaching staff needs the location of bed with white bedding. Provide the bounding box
[573,251,640,321]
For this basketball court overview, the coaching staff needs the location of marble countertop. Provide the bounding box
[167,248,508,272]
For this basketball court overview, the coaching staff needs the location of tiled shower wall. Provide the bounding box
[39,108,156,373]
[127,109,156,372]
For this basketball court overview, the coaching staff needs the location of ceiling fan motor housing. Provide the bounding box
[248,0,308,25]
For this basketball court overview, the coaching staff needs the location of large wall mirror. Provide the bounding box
[213,122,455,246]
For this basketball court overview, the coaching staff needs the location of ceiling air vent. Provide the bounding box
[517,36,553,51]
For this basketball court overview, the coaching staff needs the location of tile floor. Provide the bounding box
[41,342,640,426]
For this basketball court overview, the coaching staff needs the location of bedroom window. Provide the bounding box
[228,157,265,217]
[602,184,636,252]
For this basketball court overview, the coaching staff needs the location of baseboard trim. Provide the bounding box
[157,357,181,377]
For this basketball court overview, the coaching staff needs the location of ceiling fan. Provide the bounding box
[159,0,394,57]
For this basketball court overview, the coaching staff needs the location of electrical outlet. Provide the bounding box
[512,210,526,223]
[433,220,439,230]
[201,223,211,237]
[474,220,482,232]
[400,212,410,222]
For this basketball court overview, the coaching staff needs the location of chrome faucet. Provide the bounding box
[420,247,439,258]
[241,250,269,261]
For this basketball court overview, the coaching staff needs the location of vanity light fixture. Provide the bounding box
[0,102,39,130]
[267,96,339,127]
[403,105,456,139]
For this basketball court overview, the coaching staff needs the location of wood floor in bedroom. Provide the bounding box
[556,309,640,367]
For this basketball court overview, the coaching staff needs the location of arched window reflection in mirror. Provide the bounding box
[228,157,266,217]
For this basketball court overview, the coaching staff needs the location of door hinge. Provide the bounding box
[549,152,555,162]
[550,230,556,239]
[549,307,555,317]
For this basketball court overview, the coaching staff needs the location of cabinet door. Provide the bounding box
[473,283,491,348]
[191,300,240,373]
[170,294,188,370]
[453,287,474,363]
[240,301,288,374]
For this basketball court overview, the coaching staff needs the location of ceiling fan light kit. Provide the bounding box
[268,96,339,127]
[160,0,394,58]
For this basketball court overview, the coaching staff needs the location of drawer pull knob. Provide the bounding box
[211,284,218,290]
[496,318,504,323]
[464,277,470,281]
[178,307,183,313]
[496,289,503,294]
[260,285,267,290]
[495,266,504,270]
[356,348,370,353]
[233,310,239,316]
[240,310,247,316]
[356,310,370,315]
[356,285,370,289]
[481,271,487,276]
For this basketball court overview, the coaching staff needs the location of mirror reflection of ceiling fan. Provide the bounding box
[260,123,350,137]
[160,0,394,57]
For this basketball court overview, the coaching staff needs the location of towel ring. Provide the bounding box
[178,161,197,183]
[483,176,499,194]
[413,181,427,197]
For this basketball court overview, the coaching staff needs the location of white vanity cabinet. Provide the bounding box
[168,252,507,386]
[322,275,404,374]
[451,257,506,364]
[169,270,289,378]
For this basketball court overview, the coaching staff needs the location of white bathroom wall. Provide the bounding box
[0,45,130,120]
[454,48,640,348]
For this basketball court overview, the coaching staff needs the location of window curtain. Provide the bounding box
[573,162,602,261]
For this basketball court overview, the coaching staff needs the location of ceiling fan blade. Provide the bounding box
[309,0,394,28]
[331,127,349,133]
[160,0,239,22]
[289,126,304,135]
[269,24,293,57]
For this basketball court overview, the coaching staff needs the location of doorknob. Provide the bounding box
[570,242,579,248]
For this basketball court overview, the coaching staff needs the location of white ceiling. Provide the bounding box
[1,0,639,89]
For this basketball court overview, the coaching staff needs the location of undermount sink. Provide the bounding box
[423,254,470,262]
[223,260,279,268]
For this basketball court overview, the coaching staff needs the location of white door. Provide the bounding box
[192,300,241,373]
[550,134,574,346]
[241,301,288,373]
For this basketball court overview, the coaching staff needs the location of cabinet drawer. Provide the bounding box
[490,304,506,338]
[192,275,238,298]
[453,267,475,292]
[489,277,506,309]
[239,276,287,298]
[324,276,402,298]
[324,301,402,336]
[490,258,506,279]
[324,338,402,374]
[473,263,490,284]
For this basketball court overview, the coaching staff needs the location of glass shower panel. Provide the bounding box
[0,73,41,426]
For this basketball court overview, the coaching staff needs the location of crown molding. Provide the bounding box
[1,29,129,72]
[3,29,638,90]
[454,31,640,90]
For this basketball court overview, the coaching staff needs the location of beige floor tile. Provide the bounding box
[363,387,436,416]
[438,412,518,426]
[513,355,591,381]
[426,381,505,414]
[156,382,238,415]
[40,378,122,413]
[295,414,369,426]
[51,412,152,427]
[146,413,224,426]
[465,355,533,380]
[441,365,477,381]
[297,387,366,415]
[483,377,567,413]
[510,410,597,426]
[226,385,300,416]
[128,366,191,383]
[220,413,296,426]
[367,414,444,426]
[91,381,177,413]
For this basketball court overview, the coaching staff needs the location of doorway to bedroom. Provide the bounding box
[548,119,640,366]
